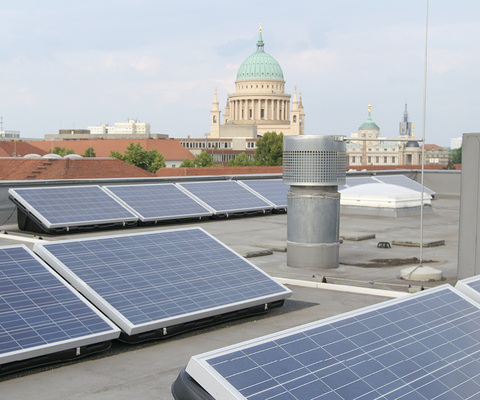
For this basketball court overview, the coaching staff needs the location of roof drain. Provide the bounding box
[283,136,346,269]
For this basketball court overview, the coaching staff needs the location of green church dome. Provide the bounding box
[236,31,284,82]
[359,106,380,130]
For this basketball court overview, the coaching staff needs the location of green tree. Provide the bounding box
[229,152,253,166]
[194,151,214,167]
[254,132,283,166]
[180,158,195,167]
[83,147,96,157]
[451,147,462,164]
[109,142,166,173]
[180,151,214,167]
[52,146,75,156]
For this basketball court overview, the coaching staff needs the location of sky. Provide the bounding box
[1,1,479,147]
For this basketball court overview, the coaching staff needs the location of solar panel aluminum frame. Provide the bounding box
[101,183,213,222]
[8,185,139,231]
[33,228,292,337]
[175,181,274,216]
[0,245,120,366]
[236,180,286,210]
[184,285,480,400]
[455,275,480,303]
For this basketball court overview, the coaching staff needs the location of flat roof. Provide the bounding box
[0,188,460,398]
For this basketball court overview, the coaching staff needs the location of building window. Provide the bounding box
[351,156,356,163]
[392,157,396,163]
[213,116,217,123]
[384,157,387,163]
[293,116,297,123]
[261,109,264,118]
[249,109,252,118]
[368,156,371,163]
[375,157,379,163]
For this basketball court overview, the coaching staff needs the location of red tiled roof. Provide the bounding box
[0,141,48,157]
[0,158,156,180]
[156,166,283,177]
[28,138,194,161]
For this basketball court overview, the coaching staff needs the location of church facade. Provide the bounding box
[207,28,305,140]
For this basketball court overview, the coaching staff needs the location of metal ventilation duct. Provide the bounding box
[283,135,346,269]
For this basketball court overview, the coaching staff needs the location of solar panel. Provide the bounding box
[176,181,274,216]
[8,185,138,233]
[374,175,436,196]
[238,179,288,210]
[0,245,119,367]
[178,285,480,400]
[33,228,291,339]
[102,184,213,222]
[456,275,480,305]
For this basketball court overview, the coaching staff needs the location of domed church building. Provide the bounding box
[207,27,305,140]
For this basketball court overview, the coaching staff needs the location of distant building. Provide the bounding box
[346,105,423,167]
[207,28,305,141]
[113,119,151,135]
[0,130,20,139]
[88,123,115,135]
[27,138,194,168]
[58,129,91,135]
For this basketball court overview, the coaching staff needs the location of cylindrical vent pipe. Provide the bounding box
[283,135,346,269]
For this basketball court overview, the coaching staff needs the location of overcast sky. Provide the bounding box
[1,0,478,146]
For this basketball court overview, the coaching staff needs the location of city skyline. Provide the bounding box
[1,1,479,147]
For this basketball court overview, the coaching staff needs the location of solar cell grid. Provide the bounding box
[102,184,213,221]
[238,179,288,209]
[0,245,119,365]
[186,286,480,400]
[9,185,137,229]
[176,181,273,214]
[33,228,291,336]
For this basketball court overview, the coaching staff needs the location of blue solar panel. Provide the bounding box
[9,185,138,229]
[0,245,119,365]
[102,184,213,222]
[238,180,288,209]
[33,228,291,336]
[176,181,273,215]
[184,286,480,400]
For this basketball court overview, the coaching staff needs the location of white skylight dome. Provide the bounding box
[340,183,432,211]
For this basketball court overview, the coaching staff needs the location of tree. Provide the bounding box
[180,151,214,167]
[180,158,195,167]
[229,152,253,166]
[83,147,96,157]
[109,142,166,173]
[254,132,283,166]
[451,147,462,164]
[52,146,75,156]
[194,151,214,167]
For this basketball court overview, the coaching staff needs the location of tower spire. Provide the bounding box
[256,24,264,52]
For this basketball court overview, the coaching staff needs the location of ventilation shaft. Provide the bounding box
[283,136,346,269]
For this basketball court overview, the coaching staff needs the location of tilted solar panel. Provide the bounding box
[238,179,288,209]
[0,245,120,368]
[8,185,138,233]
[176,285,480,400]
[102,183,213,222]
[33,228,291,339]
[176,181,273,215]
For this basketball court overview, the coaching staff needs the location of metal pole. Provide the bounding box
[419,0,429,267]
